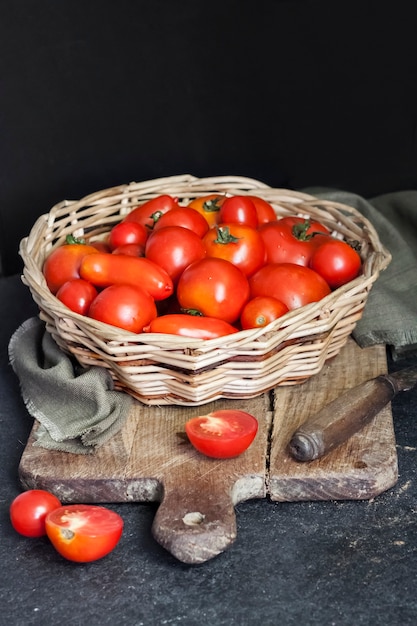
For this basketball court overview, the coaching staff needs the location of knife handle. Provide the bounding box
[288,375,397,462]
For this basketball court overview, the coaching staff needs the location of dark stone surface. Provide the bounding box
[1,274,417,625]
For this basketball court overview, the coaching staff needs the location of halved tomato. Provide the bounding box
[185,409,258,459]
[45,504,124,563]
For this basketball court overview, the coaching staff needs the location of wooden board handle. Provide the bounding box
[152,482,237,564]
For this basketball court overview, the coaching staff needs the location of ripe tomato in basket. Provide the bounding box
[185,409,258,459]
[246,195,277,224]
[123,194,179,229]
[259,217,329,266]
[108,221,148,251]
[203,224,266,277]
[309,238,362,289]
[218,195,259,228]
[43,238,100,295]
[88,284,157,333]
[187,194,226,227]
[249,263,331,310]
[152,206,209,238]
[145,225,206,284]
[56,278,98,316]
[240,296,289,329]
[177,257,250,323]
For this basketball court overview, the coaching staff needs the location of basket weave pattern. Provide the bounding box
[20,175,391,405]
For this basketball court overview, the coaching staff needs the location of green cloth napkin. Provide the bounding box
[8,317,133,454]
[310,189,417,359]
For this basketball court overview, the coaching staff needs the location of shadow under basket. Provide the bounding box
[20,174,391,406]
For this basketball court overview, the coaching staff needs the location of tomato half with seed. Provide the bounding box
[310,238,362,288]
[185,409,258,459]
[249,263,331,310]
[88,284,157,333]
[43,239,99,294]
[123,194,179,229]
[45,504,123,562]
[187,194,226,227]
[240,296,289,329]
[145,225,206,284]
[177,257,250,323]
[203,224,266,277]
[218,195,258,228]
[56,279,98,315]
[259,217,330,266]
[10,490,62,537]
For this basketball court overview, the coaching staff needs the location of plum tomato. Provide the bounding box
[144,313,238,339]
[176,257,250,323]
[249,263,331,310]
[259,217,330,266]
[145,225,206,284]
[152,207,209,238]
[218,195,258,228]
[108,221,148,251]
[56,279,98,315]
[309,238,362,289]
[187,194,226,227]
[10,490,62,537]
[202,224,266,277]
[123,194,179,229]
[240,296,289,329]
[185,409,258,459]
[45,504,123,563]
[88,284,157,333]
[246,195,277,224]
[43,238,99,295]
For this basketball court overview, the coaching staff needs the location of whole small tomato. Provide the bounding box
[152,207,209,238]
[246,195,277,224]
[218,195,258,228]
[43,236,99,294]
[10,490,61,538]
[240,296,289,329]
[177,257,250,323]
[259,217,330,266]
[123,194,179,229]
[203,224,266,277]
[144,313,238,339]
[108,221,148,251]
[185,409,258,459]
[56,278,98,315]
[249,263,331,310]
[310,239,362,289]
[88,284,157,333]
[187,194,226,227]
[45,504,123,563]
[145,225,207,284]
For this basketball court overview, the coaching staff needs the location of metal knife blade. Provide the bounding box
[288,365,417,462]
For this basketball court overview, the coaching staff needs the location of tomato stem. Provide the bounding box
[66,234,86,245]
[213,226,241,245]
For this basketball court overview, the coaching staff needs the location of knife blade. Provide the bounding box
[288,365,417,462]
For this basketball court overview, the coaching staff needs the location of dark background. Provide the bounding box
[1,0,416,276]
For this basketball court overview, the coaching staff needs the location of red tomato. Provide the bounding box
[145,226,206,284]
[108,221,148,251]
[88,284,157,333]
[177,257,250,323]
[218,195,258,228]
[249,263,331,310]
[144,314,238,339]
[45,504,123,563]
[259,217,330,266]
[310,239,362,289]
[10,490,61,538]
[240,296,289,329]
[43,240,99,294]
[187,194,226,227]
[152,207,209,238]
[123,194,179,229]
[56,279,98,315]
[246,195,277,224]
[80,253,174,300]
[202,224,266,277]
[112,243,145,257]
[185,409,258,459]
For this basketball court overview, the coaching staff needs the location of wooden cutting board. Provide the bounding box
[18,338,398,564]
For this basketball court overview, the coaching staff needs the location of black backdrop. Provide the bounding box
[1,0,416,276]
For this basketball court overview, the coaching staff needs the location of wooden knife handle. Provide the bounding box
[288,375,397,462]
[152,481,237,564]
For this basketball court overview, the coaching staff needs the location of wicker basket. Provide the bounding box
[20,174,391,406]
